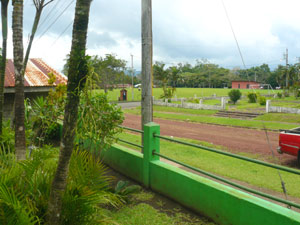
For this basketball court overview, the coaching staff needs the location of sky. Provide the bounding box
[3,0,300,73]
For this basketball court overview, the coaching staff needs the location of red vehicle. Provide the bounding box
[278,127,300,167]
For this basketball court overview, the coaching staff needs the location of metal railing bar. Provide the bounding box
[153,151,299,209]
[118,138,143,149]
[119,125,144,134]
[153,134,300,176]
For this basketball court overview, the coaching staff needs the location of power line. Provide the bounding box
[38,0,62,30]
[37,0,75,41]
[50,20,73,46]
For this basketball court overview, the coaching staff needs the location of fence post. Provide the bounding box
[143,122,160,188]
[266,100,271,113]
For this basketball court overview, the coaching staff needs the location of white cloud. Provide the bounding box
[2,0,300,72]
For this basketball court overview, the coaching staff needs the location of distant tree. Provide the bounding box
[64,54,126,92]
[167,66,180,88]
[153,61,168,86]
[228,89,241,104]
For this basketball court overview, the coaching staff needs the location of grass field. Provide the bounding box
[124,106,299,130]
[116,132,300,199]
[94,88,280,102]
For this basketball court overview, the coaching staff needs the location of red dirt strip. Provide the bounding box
[123,114,297,167]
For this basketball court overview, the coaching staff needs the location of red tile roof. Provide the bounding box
[4,58,67,87]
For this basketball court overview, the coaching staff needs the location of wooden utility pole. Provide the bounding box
[141,0,153,128]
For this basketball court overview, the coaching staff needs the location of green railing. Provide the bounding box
[120,123,300,210]
[117,125,143,149]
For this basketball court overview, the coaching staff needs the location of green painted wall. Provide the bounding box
[102,144,300,225]
[149,160,300,225]
[100,122,300,225]
[102,144,143,183]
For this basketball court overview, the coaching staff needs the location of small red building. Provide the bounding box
[232,81,260,89]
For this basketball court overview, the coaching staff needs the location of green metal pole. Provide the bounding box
[143,122,160,187]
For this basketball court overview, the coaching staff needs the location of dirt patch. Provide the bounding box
[123,114,298,167]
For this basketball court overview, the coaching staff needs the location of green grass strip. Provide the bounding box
[116,132,300,198]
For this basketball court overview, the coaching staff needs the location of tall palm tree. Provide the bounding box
[0,0,9,136]
[12,0,54,160]
[47,0,93,223]
[12,0,26,160]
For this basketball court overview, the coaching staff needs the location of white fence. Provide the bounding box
[266,100,300,114]
[153,97,226,110]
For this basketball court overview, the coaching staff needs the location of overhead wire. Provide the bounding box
[50,20,73,47]
[38,0,62,30]
[37,0,75,41]
[220,0,290,208]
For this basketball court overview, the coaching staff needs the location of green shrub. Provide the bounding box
[187,98,200,104]
[0,147,122,224]
[77,93,124,155]
[258,95,266,105]
[0,120,14,153]
[247,92,257,103]
[228,89,242,104]
[283,90,290,97]
[277,92,283,99]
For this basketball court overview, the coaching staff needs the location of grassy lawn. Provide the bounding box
[93,88,279,102]
[116,132,300,199]
[104,191,214,225]
[124,106,298,130]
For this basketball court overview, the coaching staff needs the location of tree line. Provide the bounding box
[152,60,300,89]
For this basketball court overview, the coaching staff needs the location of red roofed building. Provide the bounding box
[231,81,260,89]
[4,58,67,119]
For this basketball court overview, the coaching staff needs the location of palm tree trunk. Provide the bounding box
[0,0,9,136]
[12,0,26,160]
[47,0,92,223]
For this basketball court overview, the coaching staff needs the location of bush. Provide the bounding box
[228,89,242,104]
[247,92,257,103]
[258,95,266,105]
[187,98,200,104]
[283,90,290,97]
[277,92,283,99]
[0,120,14,153]
[77,93,124,155]
[0,147,122,224]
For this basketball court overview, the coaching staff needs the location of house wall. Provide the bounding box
[232,81,260,89]
[4,92,49,120]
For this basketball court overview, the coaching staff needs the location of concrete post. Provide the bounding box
[199,99,203,105]
[175,95,177,101]
[143,122,160,188]
[181,98,184,107]
[266,100,271,113]
[194,94,197,99]
[221,97,226,109]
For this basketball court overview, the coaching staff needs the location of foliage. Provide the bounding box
[160,86,176,101]
[113,180,141,202]
[61,149,122,225]
[228,89,241,104]
[0,146,122,224]
[258,95,266,105]
[247,92,257,103]
[187,98,200,104]
[77,70,124,155]
[0,120,14,153]
[277,92,283,98]
[64,54,127,92]
[26,73,66,145]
